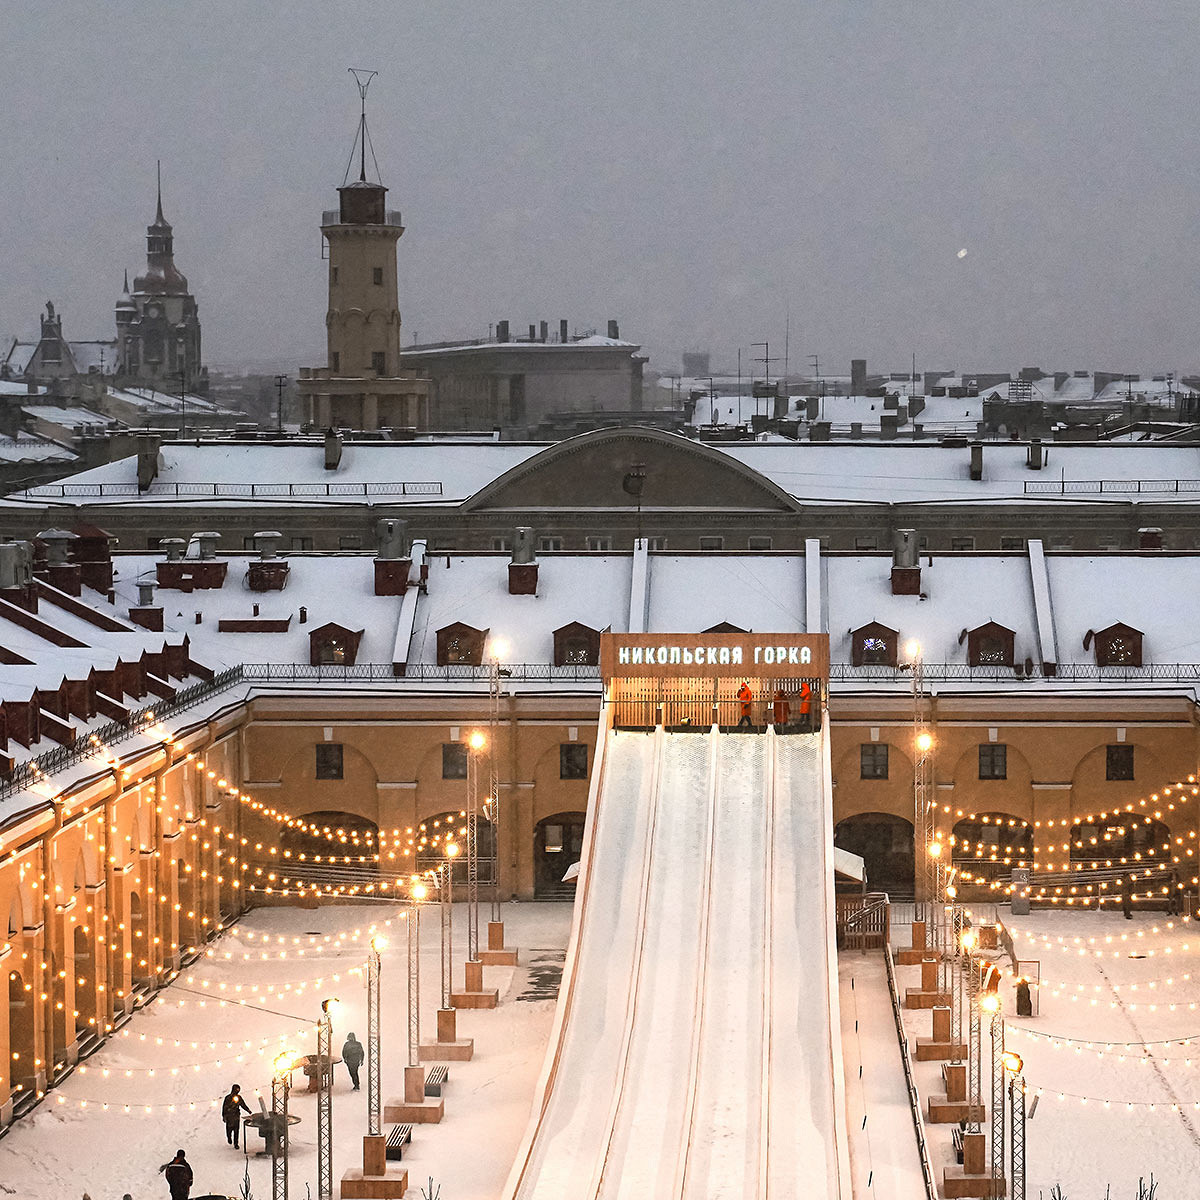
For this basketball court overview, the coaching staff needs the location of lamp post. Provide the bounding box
[367,933,387,1138]
[1004,1051,1026,1200]
[439,843,459,1009]
[316,996,339,1200]
[908,639,937,937]
[271,1051,296,1200]
[487,637,509,923]
[408,881,427,1065]
[961,929,982,1133]
[981,991,1004,1192]
[465,731,486,961]
[945,882,964,1061]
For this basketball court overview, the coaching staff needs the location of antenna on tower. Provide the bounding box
[343,68,381,186]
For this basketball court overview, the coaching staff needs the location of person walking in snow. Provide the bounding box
[342,1032,365,1090]
[159,1149,193,1200]
[221,1082,252,1148]
[736,681,754,729]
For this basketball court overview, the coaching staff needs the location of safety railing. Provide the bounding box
[1024,477,1200,495]
[240,661,601,683]
[20,480,443,499]
[0,666,245,801]
[882,931,941,1200]
[832,662,1200,682]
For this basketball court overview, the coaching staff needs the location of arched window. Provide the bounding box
[834,813,914,897]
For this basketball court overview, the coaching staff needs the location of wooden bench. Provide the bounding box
[424,1064,449,1097]
[951,1125,965,1165]
[385,1124,413,1161]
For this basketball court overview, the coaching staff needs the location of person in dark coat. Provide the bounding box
[221,1083,252,1148]
[159,1149,193,1200]
[342,1032,365,1090]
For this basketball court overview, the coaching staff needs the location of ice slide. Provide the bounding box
[502,724,852,1199]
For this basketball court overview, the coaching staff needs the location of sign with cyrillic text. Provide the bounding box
[600,633,829,680]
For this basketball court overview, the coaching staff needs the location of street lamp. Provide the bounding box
[1003,1051,1027,1200]
[271,1051,296,1200]
[408,881,427,1066]
[367,934,387,1138]
[316,997,340,1200]
[439,843,459,1009]
[466,731,486,961]
[961,929,982,1132]
[981,991,1004,1192]
[487,638,509,925]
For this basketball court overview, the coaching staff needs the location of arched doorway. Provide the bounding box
[834,813,915,897]
[8,970,36,1102]
[1070,816,1171,864]
[278,811,382,894]
[535,812,587,898]
[73,924,97,1042]
[415,811,495,890]
[952,813,1032,888]
[176,858,198,959]
[128,890,151,989]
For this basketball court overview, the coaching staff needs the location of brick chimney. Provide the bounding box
[324,428,343,471]
[129,579,164,631]
[970,442,984,481]
[247,531,290,592]
[136,433,161,492]
[0,541,36,612]
[508,526,538,594]
[891,528,921,594]
[37,528,81,595]
[155,533,227,591]
[373,518,411,595]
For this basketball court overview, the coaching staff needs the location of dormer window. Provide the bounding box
[437,622,488,666]
[851,622,898,667]
[554,622,600,667]
[1092,623,1143,668]
[309,622,363,667]
[967,621,1015,668]
[704,621,746,634]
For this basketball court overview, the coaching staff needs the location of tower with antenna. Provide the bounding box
[300,70,431,432]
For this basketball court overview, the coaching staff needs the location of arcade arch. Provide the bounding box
[534,812,586,897]
[834,813,914,897]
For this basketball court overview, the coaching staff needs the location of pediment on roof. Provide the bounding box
[463,427,799,513]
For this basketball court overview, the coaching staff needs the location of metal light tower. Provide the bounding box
[910,638,937,932]
[367,934,387,1138]
[439,843,460,1009]
[407,881,427,1065]
[1005,1053,1027,1200]
[465,730,486,961]
[271,1052,295,1200]
[983,993,1005,1193]
[962,931,983,1133]
[487,638,509,922]
[316,997,339,1200]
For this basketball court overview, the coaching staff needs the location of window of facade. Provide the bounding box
[539,536,563,552]
[586,536,612,551]
[242,536,256,551]
[442,742,468,779]
[330,351,340,374]
[979,744,1007,780]
[1106,745,1134,781]
[339,536,361,550]
[1000,537,1027,551]
[371,351,386,375]
[647,537,668,551]
[951,537,976,551]
[560,744,588,779]
[699,536,724,551]
[315,743,343,780]
[491,536,512,552]
[855,536,878,551]
[372,267,383,285]
[748,536,773,551]
[146,536,162,551]
[315,635,347,665]
[860,744,889,779]
[291,536,314,551]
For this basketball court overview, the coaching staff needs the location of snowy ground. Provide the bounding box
[0,901,573,1200]
[899,907,1200,1200]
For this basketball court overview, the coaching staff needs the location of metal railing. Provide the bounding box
[1024,477,1200,495]
[0,666,244,801]
[241,662,602,683]
[832,662,1200,682]
[883,936,941,1200]
[19,480,443,499]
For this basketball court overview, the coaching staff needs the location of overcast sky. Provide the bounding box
[2,1,1197,377]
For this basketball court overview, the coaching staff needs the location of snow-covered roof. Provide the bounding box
[22,405,120,430]
[408,335,640,357]
[68,341,117,373]
[646,555,806,634]
[104,387,221,415]
[0,378,41,397]
[0,434,75,465]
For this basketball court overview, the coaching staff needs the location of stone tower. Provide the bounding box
[299,85,430,432]
[116,167,204,391]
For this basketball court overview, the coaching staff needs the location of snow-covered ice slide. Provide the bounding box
[503,724,851,1199]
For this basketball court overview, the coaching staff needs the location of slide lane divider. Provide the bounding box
[758,726,777,1199]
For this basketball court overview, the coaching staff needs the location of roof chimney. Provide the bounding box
[1026,438,1045,470]
[324,428,343,471]
[540,320,548,343]
[607,319,619,339]
[497,320,510,343]
[1138,527,1164,550]
[509,526,538,594]
[970,442,984,481]
[160,537,186,562]
[891,528,921,594]
[560,318,568,343]
[373,518,412,595]
[0,541,36,611]
[130,577,164,631]
[248,531,289,591]
[136,433,161,492]
[37,528,82,595]
[195,531,220,560]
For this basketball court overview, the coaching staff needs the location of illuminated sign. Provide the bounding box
[600,633,829,679]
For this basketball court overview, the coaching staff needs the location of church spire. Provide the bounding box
[155,159,164,223]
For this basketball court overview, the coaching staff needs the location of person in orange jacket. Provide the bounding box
[772,689,790,728]
[736,681,753,728]
[798,680,813,731]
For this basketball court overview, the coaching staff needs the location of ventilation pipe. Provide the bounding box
[195,532,220,560]
[1138,527,1164,550]
[509,526,538,594]
[891,529,922,595]
[37,528,81,595]
[0,541,35,611]
[248,531,289,592]
[160,538,186,562]
[373,518,412,595]
[1026,438,1045,470]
